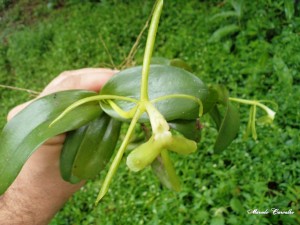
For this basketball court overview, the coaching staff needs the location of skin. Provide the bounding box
[0,68,117,225]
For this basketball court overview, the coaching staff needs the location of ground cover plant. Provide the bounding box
[0,0,299,224]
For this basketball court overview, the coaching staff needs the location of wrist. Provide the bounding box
[0,139,84,225]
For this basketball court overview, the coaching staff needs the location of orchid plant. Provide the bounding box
[0,0,276,206]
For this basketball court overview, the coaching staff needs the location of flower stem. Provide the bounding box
[229,97,276,120]
[95,106,144,204]
[49,94,137,126]
[140,0,163,101]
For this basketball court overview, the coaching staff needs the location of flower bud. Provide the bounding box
[127,136,167,172]
[167,135,197,155]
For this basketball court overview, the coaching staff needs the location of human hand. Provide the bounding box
[0,68,117,225]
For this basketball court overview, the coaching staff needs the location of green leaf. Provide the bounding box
[273,56,293,87]
[151,57,193,72]
[229,0,244,18]
[213,102,240,153]
[151,150,181,191]
[151,57,170,65]
[70,113,109,179]
[209,25,240,43]
[210,216,225,225]
[72,115,121,179]
[169,119,201,141]
[60,124,87,184]
[100,65,216,122]
[230,197,244,213]
[209,105,222,130]
[284,0,295,21]
[210,11,240,22]
[61,112,121,182]
[212,84,229,104]
[211,85,240,153]
[169,58,193,72]
[0,90,101,194]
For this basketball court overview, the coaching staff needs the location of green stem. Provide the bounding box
[151,94,200,103]
[229,97,260,105]
[251,105,257,140]
[49,95,138,126]
[95,106,144,204]
[140,0,163,101]
[229,97,276,120]
[107,100,138,119]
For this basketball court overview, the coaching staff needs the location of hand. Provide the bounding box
[0,68,117,225]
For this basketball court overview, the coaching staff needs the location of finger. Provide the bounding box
[7,102,66,144]
[43,134,66,146]
[8,68,118,120]
[44,68,116,87]
[41,68,118,96]
[7,101,33,121]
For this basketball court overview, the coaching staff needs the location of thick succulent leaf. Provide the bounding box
[72,114,121,179]
[100,65,216,122]
[151,57,170,65]
[209,84,228,130]
[209,105,222,130]
[170,58,193,72]
[213,102,240,153]
[212,84,229,104]
[71,113,109,179]
[151,57,193,72]
[168,119,201,142]
[60,124,88,183]
[0,90,101,194]
[209,85,240,153]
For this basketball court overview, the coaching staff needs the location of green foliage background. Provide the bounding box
[0,0,299,224]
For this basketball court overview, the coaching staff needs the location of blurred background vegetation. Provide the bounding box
[0,0,299,224]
